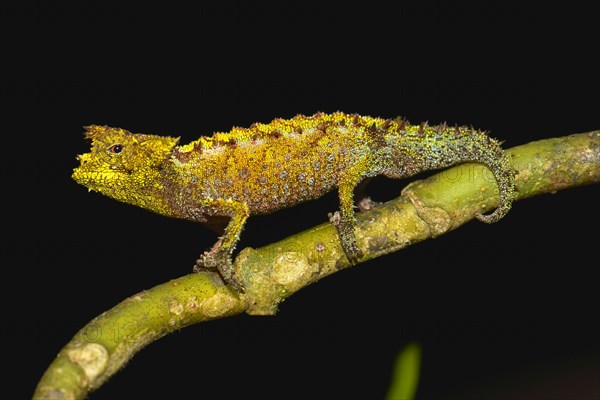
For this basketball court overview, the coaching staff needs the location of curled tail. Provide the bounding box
[471,134,515,223]
[378,118,515,223]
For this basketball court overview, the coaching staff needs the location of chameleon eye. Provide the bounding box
[108,144,123,154]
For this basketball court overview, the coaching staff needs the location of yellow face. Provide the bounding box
[72,125,179,209]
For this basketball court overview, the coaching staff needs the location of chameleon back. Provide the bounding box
[169,112,381,214]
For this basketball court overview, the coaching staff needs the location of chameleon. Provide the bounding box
[72,112,515,291]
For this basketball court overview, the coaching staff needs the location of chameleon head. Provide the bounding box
[72,125,179,208]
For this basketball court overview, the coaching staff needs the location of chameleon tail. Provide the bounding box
[471,134,515,223]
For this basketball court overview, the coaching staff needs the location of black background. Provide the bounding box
[26,2,599,399]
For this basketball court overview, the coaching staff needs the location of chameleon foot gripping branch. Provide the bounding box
[72,112,515,291]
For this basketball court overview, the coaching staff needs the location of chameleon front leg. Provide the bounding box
[329,156,376,263]
[194,199,250,292]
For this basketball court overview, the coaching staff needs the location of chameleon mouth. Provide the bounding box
[72,168,122,193]
[72,151,122,189]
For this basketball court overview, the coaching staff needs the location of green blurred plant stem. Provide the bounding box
[386,342,422,400]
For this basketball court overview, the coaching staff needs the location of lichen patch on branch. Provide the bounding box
[200,293,240,318]
[402,187,452,237]
[271,252,317,288]
[66,343,109,385]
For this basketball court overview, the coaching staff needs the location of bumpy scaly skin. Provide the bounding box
[73,112,515,291]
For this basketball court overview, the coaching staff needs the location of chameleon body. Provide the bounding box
[72,112,515,291]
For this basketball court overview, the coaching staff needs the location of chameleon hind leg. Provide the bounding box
[329,155,377,263]
[194,199,250,292]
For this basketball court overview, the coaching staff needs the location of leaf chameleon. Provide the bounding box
[72,112,515,291]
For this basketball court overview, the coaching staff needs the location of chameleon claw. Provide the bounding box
[344,242,364,264]
[328,211,342,227]
[328,211,363,264]
[195,252,246,293]
[357,197,377,212]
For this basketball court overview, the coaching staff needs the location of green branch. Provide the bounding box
[34,131,600,399]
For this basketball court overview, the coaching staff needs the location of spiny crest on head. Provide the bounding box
[82,125,180,169]
[83,125,139,150]
[83,125,179,147]
[83,125,128,140]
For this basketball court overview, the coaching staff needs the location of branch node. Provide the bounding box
[66,343,108,386]
[402,185,452,237]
